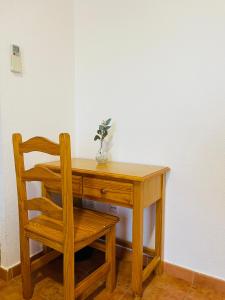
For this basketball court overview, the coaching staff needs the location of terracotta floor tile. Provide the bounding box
[142,274,190,300]
[193,273,225,295]
[118,289,133,300]
[0,279,7,289]
[184,286,225,300]
[93,287,126,300]
[0,250,224,300]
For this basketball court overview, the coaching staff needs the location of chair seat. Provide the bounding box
[25,208,119,252]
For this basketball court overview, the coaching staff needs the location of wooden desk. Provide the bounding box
[40,158,169,299]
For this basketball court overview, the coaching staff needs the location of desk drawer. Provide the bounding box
[44,175,82,197]
[83,177,133,206]
[72,175,82,196]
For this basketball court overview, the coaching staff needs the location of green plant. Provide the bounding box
[94,118,112,153]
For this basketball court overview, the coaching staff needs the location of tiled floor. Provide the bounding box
[0,249,224,300]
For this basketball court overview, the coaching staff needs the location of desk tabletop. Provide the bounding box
[39,158,169,182]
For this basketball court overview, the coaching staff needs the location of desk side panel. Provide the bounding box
[143,175,162,208]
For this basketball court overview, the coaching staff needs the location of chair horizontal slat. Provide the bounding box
[25,197,63,220]
[75,262,110,297]
[22,166,61,182]
[20,136,60,155]
[31,250,61,272]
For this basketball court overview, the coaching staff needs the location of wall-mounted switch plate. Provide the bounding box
[11,44,22,73]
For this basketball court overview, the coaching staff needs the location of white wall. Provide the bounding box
[0,0,75,268]
[74,0,225,280]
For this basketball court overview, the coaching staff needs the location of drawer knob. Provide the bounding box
[100,188,107,194]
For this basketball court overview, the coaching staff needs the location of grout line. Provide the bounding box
[190,271,195,288]
[183,285,193,300]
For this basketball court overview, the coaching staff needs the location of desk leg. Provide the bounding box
[132,182,144,298]
[155,174,165,275]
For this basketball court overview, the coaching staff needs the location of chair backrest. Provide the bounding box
[12,133,74,245]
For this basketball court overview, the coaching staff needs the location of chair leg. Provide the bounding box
[63,252,75,300]
[105,226,116,293]
[20,237,33,300]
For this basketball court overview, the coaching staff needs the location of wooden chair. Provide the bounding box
[12,133,119,300]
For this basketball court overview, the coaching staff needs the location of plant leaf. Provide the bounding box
[105,118,111,125]
[94,135,100,141]
[102,132,108,139]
